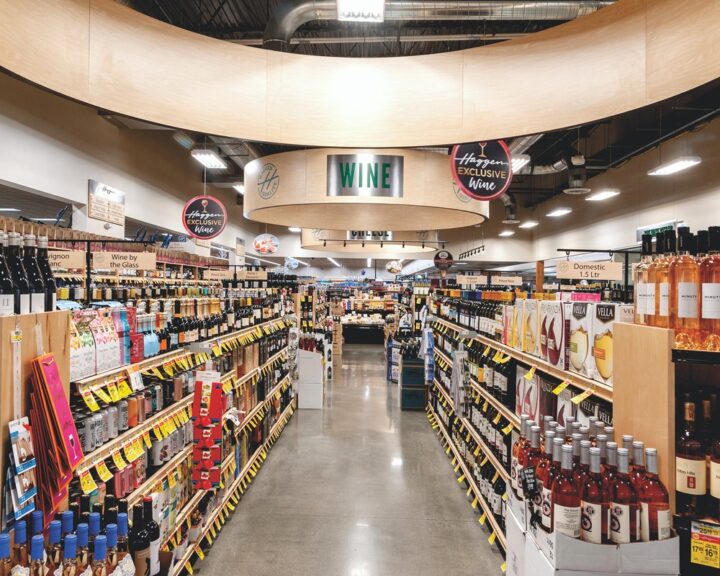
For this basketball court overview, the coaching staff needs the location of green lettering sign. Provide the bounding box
[381,163,391,189]
[339,162,356,187]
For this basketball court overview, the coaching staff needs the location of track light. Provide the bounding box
[323,240,327,247]
[362,241,365,247]
[343,241,347,247]
[380,241,384,248]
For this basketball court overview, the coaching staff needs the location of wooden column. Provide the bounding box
[535,260,544,292]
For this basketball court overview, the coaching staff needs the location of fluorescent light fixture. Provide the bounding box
[498,230,515,237]
[518,220,539,229]
[293,258,310,266]
[547,207,572,217]
[398,259,405,264]
[511,154,531,173]
[337,0,385,22]
[327,257,341,267]
[233,184,245,195]
[250,255,280,267]
[647,156,701,176]
[0,208,20,212]
[367,258,372,267]
[288,226,302,233]
[191,149,227,170]
[32,218,58,221]
[585,189,620,202]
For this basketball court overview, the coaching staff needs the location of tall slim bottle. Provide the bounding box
[22,233,46,313]
[581,446,608,544]
[0,232,15,316]
[630,441,646,492]
[6,232,31,315]
[29,536,45,576]
[610,448,640,543]
[638,448,671,541]
[650,231,675,328]
[130,504,149,576]
[634,234,655,325]
[534,430,555,515]
[541,437,564,532]
[143,497,160,576]
[670,229,700,348]
[36,235,57,311]
[552,444,582,538]
[0,534,12,576]
[700,226,720,350]
[676,401,706,516]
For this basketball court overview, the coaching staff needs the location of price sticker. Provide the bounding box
[112,451,128,470]
[79,470,98,495]
[162,363,175,377]
[227,502,235,512]
[496,354,512,365]
[571,389,594,405]
[482,400,489,413]
[153,425,164,441]
[117,379,133,398]
[143,432,153,449]
[123,443,137,463]
[467,486,473,496]
[81,388,100,412]
[502,493,508,502]
[691,520,720,569]
[524,366,536,381]
[488,531,497,545]
[474,446,480,457]
[481,457,488,466]
[107,381,120,403]
[479,513,487,525]
[502,423,514,435]
[471,497,478,509]
[492,413,502,425]
[194,547,205,561]
[95,461,113,482]
[492,471,499,483]
[94,387,112,405]
[457,474,465,484]
[483,346,491,357]
[553,380,570,395]
[184,562,194,575]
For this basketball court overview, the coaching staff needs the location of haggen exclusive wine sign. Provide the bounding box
[181,195,227,240]
[450,140,513,201]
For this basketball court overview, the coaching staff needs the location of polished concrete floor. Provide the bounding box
[201,344,503,575]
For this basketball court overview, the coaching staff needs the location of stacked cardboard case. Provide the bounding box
[331,302,344,368]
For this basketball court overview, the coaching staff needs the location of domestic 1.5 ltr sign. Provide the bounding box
[556,261,623,281]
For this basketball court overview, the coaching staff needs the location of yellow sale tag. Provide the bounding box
[479,513,487,525]
[553,380,570,395]
[492,471,499,483]
[571,389,594,405]
[112,451,128,470]
[168,472,177,488]
[524,366,536,380]
[95,461,113,482]
[488,531,497,545]
[143,432,152,449]
[153,425,164,441]
[474,446,480,457]
[502,423,514,435]
[163,363,174,377]
[690,521,720,568]
[493,413,502,425]
[501,563,507,573]
[94,387,112,405]
[502,492,508,501]
[212,345,221,357]
[227,502,235,511]
[107,382,120,403]
[483,346,491,357]
[481,457,488,466]
[117,379,132,398]
[471,498,478,509]
[79,470,98,495]
[457,474,465,484]
[454,462,461,473]
[209,525,216,538]
[194,547,205,560]
[467,486,473,496]
[492,351,503,363]
[81,389,100,412]
[184,562,193,575]
[496,354,512,365]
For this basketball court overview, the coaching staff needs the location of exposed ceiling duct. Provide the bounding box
[263,0,614,49]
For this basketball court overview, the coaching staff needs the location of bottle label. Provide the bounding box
[133,547,150,576]
[641,501,671,542]
[30,292,44,312]
[20,293,30,314]
[636,283,647,315]
[677,282,698,318]
[581,500,604,544]
[554,503,581,538]
[645,283,656,315]
[676,456,707,495]
[702,283,720,319]
[710,460,720,498]
[659,283,670,317]
[149,538,160,576]
[0,294,13,316]
[541,486,553,529]
[510,455,518,490]
[610,502,636,544]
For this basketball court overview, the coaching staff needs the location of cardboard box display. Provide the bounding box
[506,487,528,532]
[568,303,594,379]
[523,299,540,356]
[516,364,540,423]
[540,300,566,367]
[555,387,575,426]
[514,300,525,351]
[591,304,634,386]
[506,504,527,576]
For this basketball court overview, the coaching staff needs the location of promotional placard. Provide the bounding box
[93,252,157,271]
[456,274,486,286]
[48,250,86,269]
[253,234,279,254]
[434,250,454,271]
[88,180,126,226]
[556,261,623,281]
[450,140,513,201]
[181,195,227,240]
[240,270,268,281]
[327,154,403,198]
[203,269,234,281]
[492,275,523,286]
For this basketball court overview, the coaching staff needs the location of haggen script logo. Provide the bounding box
[258,163,279,199]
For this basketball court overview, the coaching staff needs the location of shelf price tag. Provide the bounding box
[457,474,465,483]
[81,388,101,412]
[95,461,113,482]
[488,531,497,545]
[117,379,133,398]
[94,387,112,405]
[107,381,120,403]
[194,547,205,561]
[553,380,570,395]
[571,388,594,405]
[502,423,514,435]
[492,413,502,425]
[479,513,487,525]
[184,562,193,575]
[471,497,478,509]
[79,470,98,495]
[501,562,507,573]
[143,432,153,449]
[524,366,536,380]
[483,345,491,357]
[112,451,128,470]
[492,471,499,483]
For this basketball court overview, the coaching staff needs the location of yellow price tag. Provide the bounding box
[79,470,98,495]
[95,461,113,482]
[492,471,499,483]
[153,425,164,441]
[502,423,514,435]
[94,387,112,405]
[481,457,488,466]
[553,380,570,395]
[482,400,489,413]
[107,382,120,403]
[184,562,194,575]
[502,492,508,502]
[471,498,478,509]
[483,346,491,357]
[501,562,507,573]
[479,513,487,525]
[112,451,128,470]
[524,366,536,380]
[194,547,205,560]
[493,412,502,425]
[81,389,100,412]
[143,432,152,449]
[690,521,720,568]
[168,472,177,488]
[474,446,480,457]
[571,389,594,405]
[457,474,465,484]
[488,531,497,545]
[117,379,133,398]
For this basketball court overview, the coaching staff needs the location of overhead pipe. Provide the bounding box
[234,32,525,46]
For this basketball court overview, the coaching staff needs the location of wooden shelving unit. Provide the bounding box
[468,378,520,430]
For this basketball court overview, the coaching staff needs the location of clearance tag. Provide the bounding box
[524,366,536,380]
[571,388,594,405]
[553,380,570,395]
[112,451,128,470]
[107,381,121,403]
[79,470,98,495]
[117,379,133,398]
[143,432,153,449]
[96,461,113,482]
[488,531,497,545]
[94,387,112,405]
[492,413,502,425]
[502,423,514,435]
[81,388,100,412]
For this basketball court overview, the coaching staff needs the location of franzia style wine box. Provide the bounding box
[539,301,570,369]
[522,300,540,357]
[591,303,634,387]
[569,303,594,380]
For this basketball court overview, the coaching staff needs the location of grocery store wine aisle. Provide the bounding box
[201,344,502,576]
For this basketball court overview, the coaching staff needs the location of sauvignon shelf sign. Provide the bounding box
[450,140,513,201]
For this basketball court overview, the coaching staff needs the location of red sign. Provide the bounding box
[181,195,227,240]
[450,140,513,201]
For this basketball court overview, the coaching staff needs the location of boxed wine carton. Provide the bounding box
[505,503,527,576]
[591,303,634,386]
[540,301,567,368]
[515,364,540,423]
[568,303,594,379]
[555,387,575,426]
[523,299,540,356]
[538,375,558,425]
[514,300,526,351]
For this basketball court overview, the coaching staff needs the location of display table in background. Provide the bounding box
[342,322,385,345]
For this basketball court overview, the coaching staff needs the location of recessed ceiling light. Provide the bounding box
[327,257,341,267]
[0,208,20,212]
[518,220,539,229]
[367,258,372,267]
[547,208,572,217]
[648,156,701,176]
[288,226,301,233]
[233,184,245,195]
[511,154,530,173]
[499,230,515,237]
[191,149,227,170]
[337,0,385,22]
[585,189,620,202]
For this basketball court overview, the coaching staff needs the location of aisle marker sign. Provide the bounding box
[556,260,623,281]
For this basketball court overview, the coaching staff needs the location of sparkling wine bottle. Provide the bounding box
[609,447,640,544]
[552,444,582,538]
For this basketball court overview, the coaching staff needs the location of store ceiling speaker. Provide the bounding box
[244,149,488,231]
[563,155,591,195]
[300,229,440,253]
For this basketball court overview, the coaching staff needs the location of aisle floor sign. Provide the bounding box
[48,250,86,269]
[556,260,623,281]
[93,252,157,271]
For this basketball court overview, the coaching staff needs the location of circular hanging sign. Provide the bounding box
[181,195,227,240]
[285,257,299,270]
[450,140,513,201]
[434,250,454,271]
[253,233,280,254]
[386,261,403,274]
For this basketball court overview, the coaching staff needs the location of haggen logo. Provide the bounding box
[327,154,403,198]
[181,195,227,240]
[258,163,279,199]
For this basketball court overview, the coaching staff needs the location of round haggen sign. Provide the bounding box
[450,140,513,201]
[181,195,227,240]
[434,250,454,271]
[258,163,280,199]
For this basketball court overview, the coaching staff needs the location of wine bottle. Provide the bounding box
[29,535,45,576]
[106,524,118,574]
[13,520,28,567]
[573,440,591,491]
[0,534,12,576]
[638,448,671,541]
[6,232,31,314]
[630,440,647,492]
[116,513,129,561]
[610,447,640,543]
[89,512,101,551]
[510,414,530,495]
[581,446,608,544]
[552,444,582,538]
[21,233,46,313]
[700,226,720,350]
[602,442,618,496]
[36,235,57,311]
[130,504,149,576]
[31,510,43,535]
[93,535,107,576]
[534,430,555,521]
[571,433,583,471]
[77,523,90,572]
[143,497,160,576]
[0,233,15,316]
[61,510,74,542]
[46,520,63,574]
[676,401,706,516]
[62,535,78,576]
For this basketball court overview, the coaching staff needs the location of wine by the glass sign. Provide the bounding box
[181,195,227,240]
[450,140,513,201]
